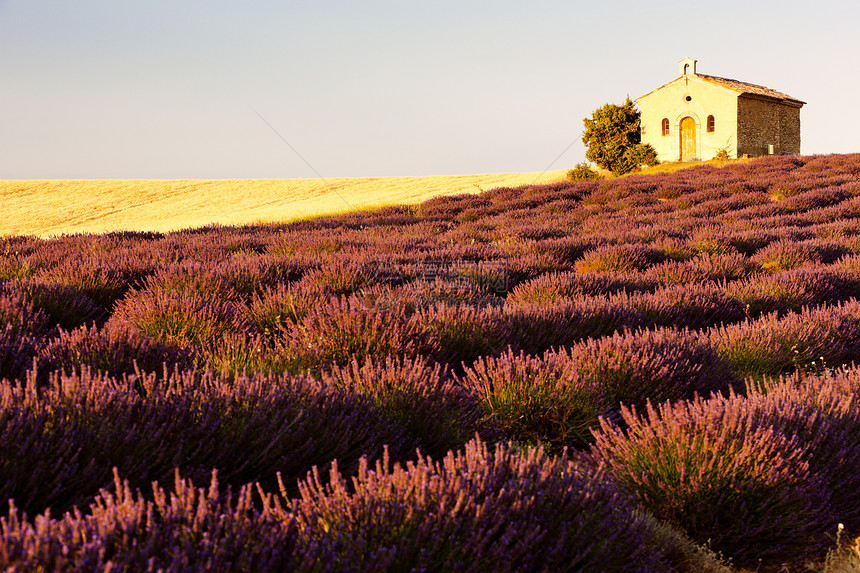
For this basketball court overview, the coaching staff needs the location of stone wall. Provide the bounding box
[779,104,801,154]
[737,96,802,156]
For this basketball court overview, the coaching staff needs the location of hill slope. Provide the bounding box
[0,170,566,237]
[5,154,860,571]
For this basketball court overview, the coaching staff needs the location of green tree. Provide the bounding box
[582,97,658,176]
[566,162,601,181]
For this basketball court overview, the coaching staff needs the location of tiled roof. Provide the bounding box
[696,74,805,104]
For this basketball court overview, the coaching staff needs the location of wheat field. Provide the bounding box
[0,171,567,238]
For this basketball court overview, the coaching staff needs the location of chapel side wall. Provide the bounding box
[779,103,801,154]
[638,78,738,161]
[737,96,783,157]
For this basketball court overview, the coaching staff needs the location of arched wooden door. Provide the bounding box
[680,117,696,161]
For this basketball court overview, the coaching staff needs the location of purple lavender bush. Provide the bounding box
[527,235,595,264]
[12,280,105,330]
[690,227,738,255]
[460,328,734,451]
[289,438,672,572]
[726,267,852,316]
[459,348,597,450]
[591,394,833,571]
[640,259,711,285]
[709,307,845,380]
[322,356,497,459]
[631,283,747,330]
[38,321,195,379]
[241,282,315,340]
[0,469,307,572]
[0,285,50,339]
[34,255,151,311]
[402,275,503,309]
[0,324,37,382]
[0,368,411,515]
[293,257,385,297]
[575,243,664,273]
[687,251,761,281]
[279,295,423,373]
[507,270,656,304]
[110,278,242,348]
[754,238,822,271]
[745,367,860,534]
[416,303,504,368]
[197,330,272,377]
[502,297,645,356]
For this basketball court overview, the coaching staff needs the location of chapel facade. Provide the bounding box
[636,58,805,161]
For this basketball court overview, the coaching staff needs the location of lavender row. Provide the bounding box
[591,365,860,571]
[2,155,860,384]
[0,439,693,573]
[2,154,860,568]
[7,357,860,573]
[4,260,860,383]
[0,358,492,516]
[4,296,859,520]
[458,298,860,453]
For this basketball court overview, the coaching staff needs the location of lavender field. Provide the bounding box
[4,154,860,571]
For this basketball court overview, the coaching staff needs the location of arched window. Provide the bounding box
[707,115,715,133]
[661,118,670,136]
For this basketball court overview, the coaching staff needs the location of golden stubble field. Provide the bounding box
[0,170,567,238]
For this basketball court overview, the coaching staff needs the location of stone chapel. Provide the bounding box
[636,58,805,161]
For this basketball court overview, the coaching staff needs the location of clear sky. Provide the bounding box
[1,0,858,179]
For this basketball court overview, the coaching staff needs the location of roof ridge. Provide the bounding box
[695,73,804,104]
[697,73,769,89]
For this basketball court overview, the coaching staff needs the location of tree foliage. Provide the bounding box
[582,97,658,176]
[566,162,601,182]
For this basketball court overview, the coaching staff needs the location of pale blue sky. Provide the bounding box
[1,0,857,179]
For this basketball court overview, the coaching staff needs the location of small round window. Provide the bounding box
[685,95,692,102]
